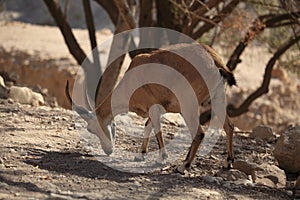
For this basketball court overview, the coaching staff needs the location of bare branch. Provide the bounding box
[93,0,119,25]
[139,0,153,27]
[182,0,223,35]
[228,34,300,117]
[155,0,174,29]
[95,16,132,105]
[83,0,97,51]
[114,0,136,29]
[169,0,217,28]
[227,18,266,71]
[227,12,300,71]
[200,33,300,122]
[43,0,87,66]
[63,0,69,19]
[192,0,240,39]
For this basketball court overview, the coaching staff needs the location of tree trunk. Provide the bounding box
[43,0,87,66]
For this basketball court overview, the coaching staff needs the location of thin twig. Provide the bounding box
[169,0,218,26]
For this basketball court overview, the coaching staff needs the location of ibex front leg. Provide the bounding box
[134,119,168,163]
[149,105,168,164]
[134,119,152,161]
[134,105,168,163]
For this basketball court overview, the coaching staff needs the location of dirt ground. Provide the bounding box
[0,99,292,200]
[0,21,298,199]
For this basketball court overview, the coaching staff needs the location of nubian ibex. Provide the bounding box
[66,43,236,174]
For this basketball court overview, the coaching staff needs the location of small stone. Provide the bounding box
[222,182,232,189]
[233,159,262,176]
[7,98,14,104]
[52,116,60,121]
[232,179,254,186]
[251,125,275,141]
[71,123,82,129]
[202,175,221,185]
[216,169,248,181]
[286,190,293,197]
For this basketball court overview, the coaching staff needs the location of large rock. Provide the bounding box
[253,163,286,188]
[232,160,286,188]
[8,86,44,106]
[274,126,300,173]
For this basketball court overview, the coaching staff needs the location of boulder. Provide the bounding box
[8,86,44,106]
[251,125,275,141]
[274,126,300,173]
[232,160,286,188]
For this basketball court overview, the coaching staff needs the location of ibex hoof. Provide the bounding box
[156,158,167,166]
[223,158,234,169]
[162,152,168,160]
[134,153,145,162]
[176,164,187,175]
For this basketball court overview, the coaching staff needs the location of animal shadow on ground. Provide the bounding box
[21,148,290,199]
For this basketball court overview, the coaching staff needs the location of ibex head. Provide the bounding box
[65,81,114,155]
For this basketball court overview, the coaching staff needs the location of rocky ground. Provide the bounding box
[0,98,294,199]
[0,20,300,199]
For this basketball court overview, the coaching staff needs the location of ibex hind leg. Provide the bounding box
[135,104,168,163]
[155,130,168,165]
[177,125,205,174]
[149,105,168,164]
[223,115,234,169]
